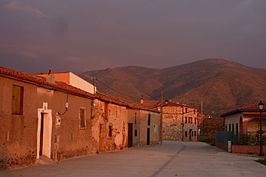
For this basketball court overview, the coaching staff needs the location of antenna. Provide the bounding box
[201,100,203,114]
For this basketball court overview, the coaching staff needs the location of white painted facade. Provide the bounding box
[224,113,241,136]
[37,72,96,94]
[69,72,96,94]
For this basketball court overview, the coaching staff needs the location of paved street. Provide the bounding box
[1,141,266,177]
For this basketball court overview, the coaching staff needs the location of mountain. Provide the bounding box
[81,59,266,116]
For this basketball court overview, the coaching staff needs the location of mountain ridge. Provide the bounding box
[81,58,266,116]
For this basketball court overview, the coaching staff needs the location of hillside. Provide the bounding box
[81,59,266,115]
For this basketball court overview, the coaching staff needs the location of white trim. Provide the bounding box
[37,108,52,159]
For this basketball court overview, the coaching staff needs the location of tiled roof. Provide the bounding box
[95,91,129,107]
[221,103,266,117]
[0,66,94,98]
[95,92,160,113]
[141,100,160,108]
[141,99,195,110]
[0,66,159,113]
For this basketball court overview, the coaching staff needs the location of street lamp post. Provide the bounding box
[258,101,264,156]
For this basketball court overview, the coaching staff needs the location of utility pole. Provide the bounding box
[181,106,184,141]
[160,90,164,144]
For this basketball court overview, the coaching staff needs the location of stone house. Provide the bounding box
[141,99,198,141]
[160,101,198,141]
[91,92,128,152]
[221,104,266,136]
[0,67,97,168]
[127,104,161,147]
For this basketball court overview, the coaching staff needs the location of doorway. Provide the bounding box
[189,129,192,141]
[37,109,52,159]
[99,124,106,152]
[147,128,150,145]
[128,123,133,147]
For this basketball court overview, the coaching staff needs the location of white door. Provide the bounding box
[37,109,52,159]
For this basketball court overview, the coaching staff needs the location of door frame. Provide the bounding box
[37,108,52,159]
[147,128,150,145]
[128,123,133,147]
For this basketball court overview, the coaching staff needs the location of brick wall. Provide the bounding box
[232,145,266,155]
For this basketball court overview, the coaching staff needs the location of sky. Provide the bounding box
[0,0,266,73]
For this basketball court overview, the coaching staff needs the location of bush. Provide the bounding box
[256,158,266,165]
[199,135,215,145]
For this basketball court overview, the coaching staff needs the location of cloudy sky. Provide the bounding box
[0,0,266,73]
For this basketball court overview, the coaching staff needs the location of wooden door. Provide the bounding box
[128,123,133,147]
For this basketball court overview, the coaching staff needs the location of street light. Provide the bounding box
[258,101,264,156]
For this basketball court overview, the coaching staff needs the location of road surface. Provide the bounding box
[1,141,266,177]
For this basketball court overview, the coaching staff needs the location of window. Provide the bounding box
[185,131,187,137]
[194,118,197,124]
[232,124,234,134]
[194,131,197,136]
[79,108,86,128]
[185,117,187,123]
[148,114,151,126]
[135,129,137,136]
[236,123,239,136]
[229,124,231,132]
[12,85,24,115]
[108,125,112,137]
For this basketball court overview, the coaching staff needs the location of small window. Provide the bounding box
[79,108,86,128]
[232,124,234,134]
[185,131,187,137]
[185,117,187,123]
[185,108,188,113]
[108,125,112,137]
[135,129,137,136]
[229,124,231,132]
[148,114,151,126]
[12,85,24,115]
[194,118,197,124]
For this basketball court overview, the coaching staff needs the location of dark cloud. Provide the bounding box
[0,0,266,73]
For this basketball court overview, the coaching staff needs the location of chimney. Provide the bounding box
[46,69,55,83]
[140,96,144,104]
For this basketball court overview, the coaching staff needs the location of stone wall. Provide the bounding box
[92,99,127,152]
[162,105,198,141]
